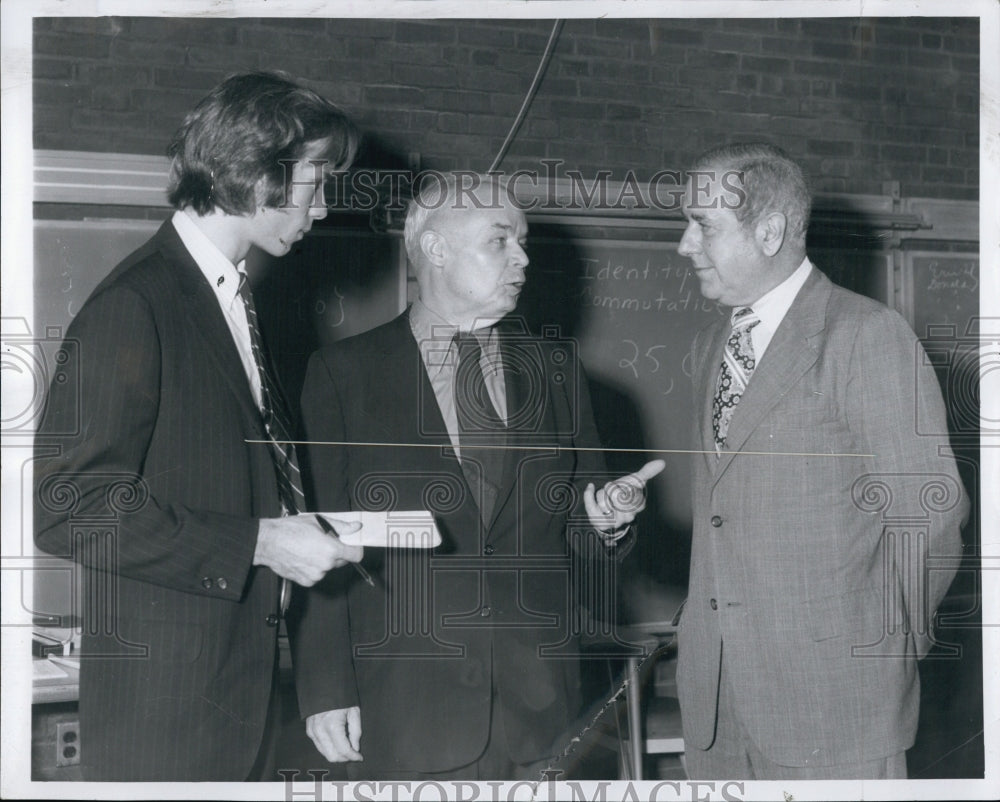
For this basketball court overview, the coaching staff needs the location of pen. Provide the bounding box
[47,654,81,672]
[315,514,376,588]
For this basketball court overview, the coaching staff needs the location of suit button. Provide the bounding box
[484,544,495,555]
[201,577,214,589]
[217,577,228,590]
[710,598,718,610]
[480,606,491,617]
[265,614,279,626]
[710,515,723,528]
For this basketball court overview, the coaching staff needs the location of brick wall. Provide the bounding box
[33,16,979,200]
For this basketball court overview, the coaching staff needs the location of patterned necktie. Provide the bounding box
[453,333,506,525]
[712,306,761,453]
[238,276,305,612]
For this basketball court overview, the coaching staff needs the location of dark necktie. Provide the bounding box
[238,275,305,611]
[712,306,761,454]
[453,333,506,525]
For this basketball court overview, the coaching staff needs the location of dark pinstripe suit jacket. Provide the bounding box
[290,312,623,775]
[34,220,284,780]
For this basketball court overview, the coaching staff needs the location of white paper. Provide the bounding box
[32,660,68,682]
[314,510,442,549]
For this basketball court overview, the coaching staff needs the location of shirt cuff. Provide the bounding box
[597,523,631,546]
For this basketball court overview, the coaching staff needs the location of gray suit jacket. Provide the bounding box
[677,266,968,768]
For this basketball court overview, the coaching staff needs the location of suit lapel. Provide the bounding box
[390,314,455,449]
[488,333,531,531]
[393,313,484,552]
[156,221,263,430]
[388,312,465,487]
[394,314,544,535]
[695,322,728,474]
[714,268,831,483]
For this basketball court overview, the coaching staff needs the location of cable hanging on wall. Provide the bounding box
[487,19,565,174]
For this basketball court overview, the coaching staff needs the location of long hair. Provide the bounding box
[166,71,358,215]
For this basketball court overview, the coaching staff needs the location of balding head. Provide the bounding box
[405,173,515,265]
[404,173,529,330]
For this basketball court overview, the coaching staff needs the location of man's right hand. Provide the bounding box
[253,516,363,586]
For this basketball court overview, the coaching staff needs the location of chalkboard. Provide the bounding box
[908,252,980,339]
[34,219,163,340]
[810,247,893,307]
[905,252,981,443]
[30,219,979,615]
[519,236,724,539]
[253,228,405,403]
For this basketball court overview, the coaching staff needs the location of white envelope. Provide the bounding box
[314,510,442,549]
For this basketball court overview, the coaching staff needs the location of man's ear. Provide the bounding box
[756,211,787,257]
[421,229,448,267]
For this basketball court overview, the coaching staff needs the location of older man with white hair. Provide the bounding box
[290,173,663,780]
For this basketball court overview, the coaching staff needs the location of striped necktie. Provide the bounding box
[712,306,761,454]
[238,275,305,611]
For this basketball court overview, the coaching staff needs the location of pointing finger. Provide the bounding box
[633,459,666,484]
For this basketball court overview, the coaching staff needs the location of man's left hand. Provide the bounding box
[305,706,363,762]
[584,459,666,539]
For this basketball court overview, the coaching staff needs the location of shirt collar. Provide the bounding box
[171,210,247,308]
[409,298,500,376]
[745,256,812,334]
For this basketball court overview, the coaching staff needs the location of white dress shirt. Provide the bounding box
[171,210,263,409]
[747,256,813,364]
[408,299,507,458]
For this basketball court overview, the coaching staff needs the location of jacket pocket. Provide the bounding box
[121,618,205,664]
[807,587,880,642]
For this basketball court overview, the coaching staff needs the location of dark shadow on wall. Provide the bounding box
[252,132,412,409]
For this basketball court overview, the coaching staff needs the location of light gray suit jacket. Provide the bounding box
[676,266,968,768]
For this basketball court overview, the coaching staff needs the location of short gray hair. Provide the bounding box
[691,142,812,239]
[403,172,515,265]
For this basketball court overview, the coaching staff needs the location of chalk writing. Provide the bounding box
[581,285,722,314]
[315,286,346,328]
[578,254,724,315]
[619,340,677,394]
[911,254,979,339]
[581,256,693,289]
[925,261,978,292]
